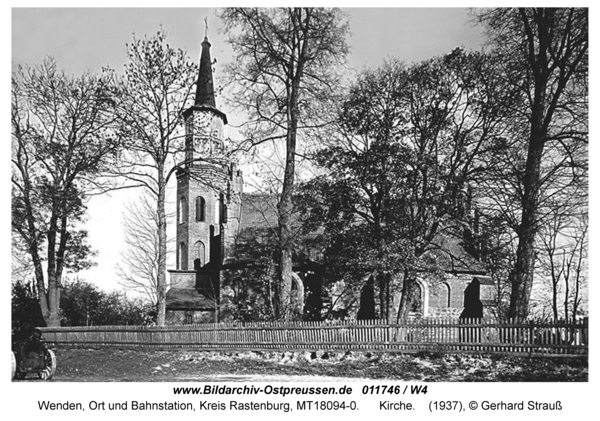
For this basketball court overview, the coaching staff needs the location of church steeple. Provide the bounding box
[184,18,226,124]
[181,19,228,165]
[195,35,216,108]
[168,19,244,325]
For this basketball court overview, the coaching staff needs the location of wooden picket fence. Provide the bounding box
[39,318,588,357]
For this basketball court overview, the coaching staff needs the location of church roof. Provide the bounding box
[426,235,486,274]
[239,193,279,231]
[236,193,485,274]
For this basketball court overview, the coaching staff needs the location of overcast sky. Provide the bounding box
[12,8,484,73]
[11,7,488,294]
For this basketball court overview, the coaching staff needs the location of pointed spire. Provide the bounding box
[195,19,216,108]
[183,18,226,125]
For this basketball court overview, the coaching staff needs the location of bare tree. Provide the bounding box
[538,208,587,321]
[116,29,197,325]
[12,59,121,326]
[220,7,349,320]
[475,8,588,321]
[116,192,174,309]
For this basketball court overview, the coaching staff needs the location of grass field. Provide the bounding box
[16,348,588,382]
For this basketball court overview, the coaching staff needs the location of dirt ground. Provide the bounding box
[15,347,588,382]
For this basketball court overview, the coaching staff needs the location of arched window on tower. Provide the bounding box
[219,193,227,223]
[195,196,206,222]
[214,199,220,224]
[178,197,186,224]
[222,204,228,223]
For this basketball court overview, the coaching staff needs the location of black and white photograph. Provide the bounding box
[8,4,592,418]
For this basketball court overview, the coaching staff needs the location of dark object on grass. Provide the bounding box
[12,328,56,380]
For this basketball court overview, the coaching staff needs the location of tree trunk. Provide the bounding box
[377,272,385,321]
[508,234,537,322]
[27,226,49,326]
[156,172,167,326]
[508,159,541,322]
[507,75,546,322]
[572,265,581,324]
[563,260,570,322]
[44,208,62,327]
[45,276,61,327]
[21,187,50,326]
[264,257,276,320]
[20,177,54,326]
[375,271,391,322]
[277,49,301,320]
[572,238,584,323]
[278,165,295,320]
[550,258,559,320]
[397,269,416,323]
[385,273,391,322]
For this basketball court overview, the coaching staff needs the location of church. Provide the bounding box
[164,34,496,325]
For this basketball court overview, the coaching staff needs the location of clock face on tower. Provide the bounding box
[190,112,224,157]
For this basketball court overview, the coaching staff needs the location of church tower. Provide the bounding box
[166,29,243,325]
